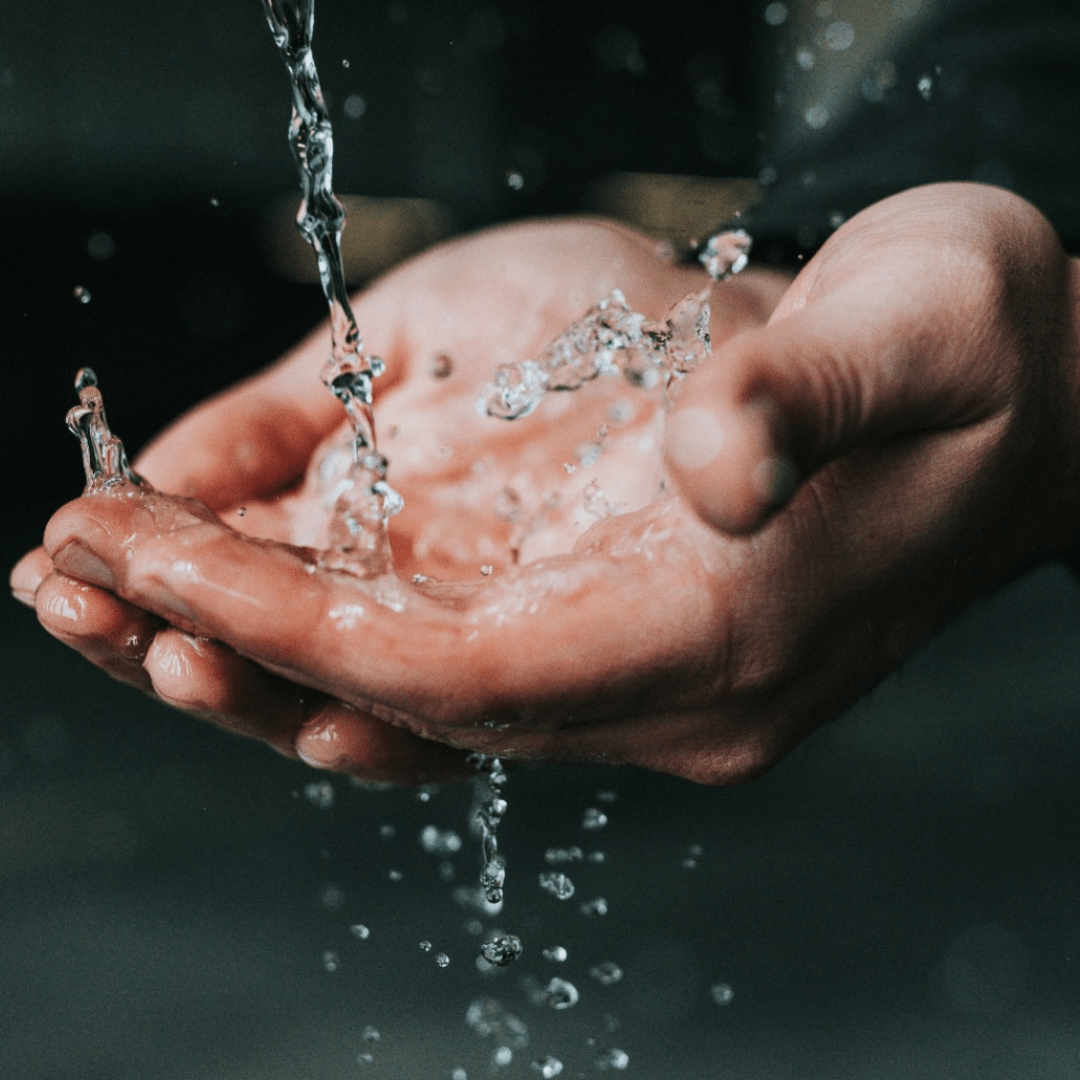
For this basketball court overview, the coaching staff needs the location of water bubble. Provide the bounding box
[710,982,735,1006]
[416,787,433,803]
[506,171,525,191]
[595,1048,629,1071]
[481,935,524,967]
[73,286,91,304]
[582,808,608,831]
[590,962,623,986]
[532,1056,564,1078]
[764,2,788,25]
[436,952,451,968]
[322,950,340,972]
[420,940,433,952]
[319,884,346,911]
[420,825,464,856]
[823,20,855,50]
[539,872,575,900]
[491,1046,513,1068]
[544,847,583,865]
[540,977,579,1010]
[362,1025,381,1043]
[580,898,609,917]
[86,231,116,261]
[698,229,752,281]
[350,924,371,940]
[304,780,335,809]
[428,352,454,379]
[542,946,568,963]
[343,93,367,119]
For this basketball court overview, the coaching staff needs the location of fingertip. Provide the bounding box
[665,400,795,534]
[10,547,52,607]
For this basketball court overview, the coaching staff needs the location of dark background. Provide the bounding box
[3,3,1080,1078]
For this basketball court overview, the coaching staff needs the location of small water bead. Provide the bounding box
[420,940,433,952]
[532,1057,563,1078]
[481,934,524,967]
[350,924,371,940]
[362,1025,381,1043]
[506,171,525,190]
[542,946,568,963]
[917,74,933,100]
[304,780,335,809]
[580,898,609,917]
[540,977,579,1010]
[379,824,396,840]
[388,869,404,882]
[698,229,752,281]
[539,872,575,900]
[587,851,606,865]
[491,1046,514,1068]
[356,1052,373,1065]
[428,352,454,378]
[451,1070,467,1080]
[73,285,91,303]
[480,565,494,576]
[236,506,248,517]
[595,1048,629,1071]
[322,950,340,972]
[582,808,608,831]
[545,847,583,865]
[589,962,623,986]
[710,982,735,1006]
[436,952,451,968]
[420,825,463,856]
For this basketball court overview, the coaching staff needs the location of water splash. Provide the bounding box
[66,368,144,493]
[697,228,752,281]
[481,288,712,421]
[259,0,401,577]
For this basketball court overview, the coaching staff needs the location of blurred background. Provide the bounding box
[3,2,1080,1077]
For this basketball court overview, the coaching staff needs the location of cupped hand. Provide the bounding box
[13,187,1080,784]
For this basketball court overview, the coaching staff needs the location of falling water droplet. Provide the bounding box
[419,940,433,952]
[304,780,336,809]
[531,1056,564,1078]
[710,982,735,1006]
[542,946,568,963]
[362,1025,381,1043]
[580,897,609,917]
[539,872,575,900]
[436,952,451,968]
[350,924,371,940]
[481,935,524,967]
[540,977,579,1010]
[595,1048,629,1071]
[545,847,583,865]
[581,808,608,831]
[420,825,463,855]
[589,962,623,986]
[73,285,91,304]
[322,950,340,972]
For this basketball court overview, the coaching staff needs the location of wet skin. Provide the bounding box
[12,185,1080,784]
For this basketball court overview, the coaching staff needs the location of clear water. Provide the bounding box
[66,368,143,492]
[258,0,401,578]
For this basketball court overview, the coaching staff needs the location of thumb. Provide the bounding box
[663,291,972,535]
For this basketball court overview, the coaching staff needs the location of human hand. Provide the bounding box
[12,218,786,782]
[15,187,1080,784]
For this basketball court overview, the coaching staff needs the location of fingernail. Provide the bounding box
[666,406,729,470]
[296,716,344,770]
[53,541,117,590]
[751,455,798,508]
